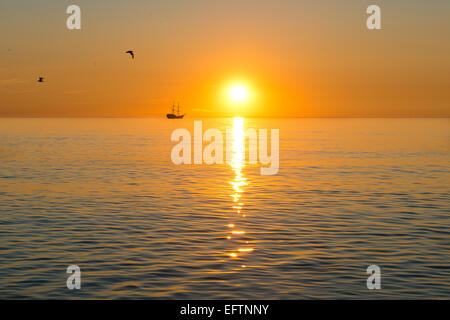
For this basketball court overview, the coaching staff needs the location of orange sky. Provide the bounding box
[0,0,449,117]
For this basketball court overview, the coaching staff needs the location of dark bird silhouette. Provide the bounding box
[38,77,44,83]
[126,50,134,59]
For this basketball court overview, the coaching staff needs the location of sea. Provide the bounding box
[0,117,448,299]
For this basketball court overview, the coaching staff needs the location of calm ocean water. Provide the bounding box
[0,118,449,299]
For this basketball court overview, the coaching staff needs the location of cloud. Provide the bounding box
[61,90,88,95]
[0,78,24,85]
[192,108,213,113]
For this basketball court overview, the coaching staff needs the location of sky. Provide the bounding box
[0,0,449,117]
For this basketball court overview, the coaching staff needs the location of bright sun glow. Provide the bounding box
[228,84,249,104]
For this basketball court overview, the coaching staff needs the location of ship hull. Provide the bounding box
[167,114,184,119]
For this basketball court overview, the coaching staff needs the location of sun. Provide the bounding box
[228,84,250,104]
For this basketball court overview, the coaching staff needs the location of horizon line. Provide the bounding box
[0,115,449,119]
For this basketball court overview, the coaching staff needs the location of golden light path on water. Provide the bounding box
[227,117,253,263]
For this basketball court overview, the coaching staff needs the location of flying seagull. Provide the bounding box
[126,50,134,59]
[38,77,44,83]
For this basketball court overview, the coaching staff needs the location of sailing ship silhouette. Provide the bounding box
[167,103,185,119]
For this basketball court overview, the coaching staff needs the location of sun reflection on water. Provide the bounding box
[227,117,253,261]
